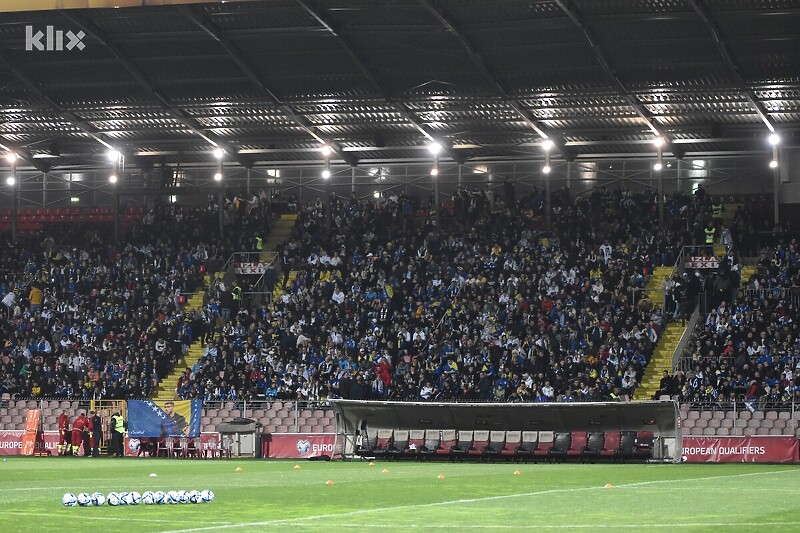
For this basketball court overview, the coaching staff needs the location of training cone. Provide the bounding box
[437,474,445,479]
[235,467,244,472]
[294,465,302,469]
[368,462,375,466]
[513,470,521,475]
[604,483,614,489]
[149,473,158,477]
[381,468,389,473]
[325,480,335,485]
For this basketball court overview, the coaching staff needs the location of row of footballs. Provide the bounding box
[62,490,215,507]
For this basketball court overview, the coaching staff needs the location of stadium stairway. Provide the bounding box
[642,266,673,305]
[634,266,683,401]
[634,322,685,401]
[260,214,297,263]
[153,271,222,401]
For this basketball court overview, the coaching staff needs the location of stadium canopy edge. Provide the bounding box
[0,0,254,12]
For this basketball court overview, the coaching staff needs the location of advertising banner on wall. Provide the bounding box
[124,432,220,457]
[0,430,59,456]
[127,400,202,438]
[262,433,336,459]
[682,436,799,463]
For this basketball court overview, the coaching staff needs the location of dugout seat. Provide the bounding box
[436,430,458,458]
[469,430,490,460]
[386,430,408,461]
[582,431,604,463]
[501,431,521,461]
[419,429,440,461]
[482,431,506,462]
[449,431,473,462]
[600,431,620,461]
[616,431,637,462]
[547,432,571,463]
[404,429,426,460]
[514,431,538,463]
[533,431,554,461]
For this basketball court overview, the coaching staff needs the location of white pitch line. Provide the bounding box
[159,469,800,533]
[308,522,800,530]
[0,511,231,525]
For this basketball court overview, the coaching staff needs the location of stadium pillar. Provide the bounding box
[246,168,251,195]
[458,165,462,187]
[773,163,780,225]
[113,190,119,243]
[545,165,551,229]
[351,167,356,193]
[326,176,332,234]
[566,161,572,190]
[433,170,440,227]
[42,171,47,207]
[658,167,664,231]
[218,189,224,236]
[9,162,17,242]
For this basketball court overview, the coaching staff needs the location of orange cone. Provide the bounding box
[325,480,335,485]
[513,470,521,475]
[437,474,445,479]
[604,483,613,489]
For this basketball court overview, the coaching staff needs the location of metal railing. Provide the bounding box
[680,399,798,435]
[743,287,800,307]
[671,304,700,371]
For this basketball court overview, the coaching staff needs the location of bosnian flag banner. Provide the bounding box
[127,400,202,438]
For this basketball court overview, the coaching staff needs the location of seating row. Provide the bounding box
[357,429,654,463]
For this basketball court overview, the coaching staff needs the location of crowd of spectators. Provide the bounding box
[2,180,780,407]
[661,242,800,409]
[0,192,272,399]
[177,186,691,404]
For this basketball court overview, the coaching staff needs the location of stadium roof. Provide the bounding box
[0,0,797,171]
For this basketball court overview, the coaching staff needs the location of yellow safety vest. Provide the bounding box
[112,415,125,434]
[704,228,716,244]
[712,204,723,218]
[255,236,263,251]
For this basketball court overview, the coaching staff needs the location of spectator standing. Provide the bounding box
[110,411,125,457]
[89,410,102,457]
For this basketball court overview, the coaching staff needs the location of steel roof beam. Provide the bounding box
[59,10,254,169]
[295,0,465,164]
[688,0,776,133]
[0,52,116,152]
[0,136,50,173]
[553,0,663,138]
[178,5,357,167]
[419,0,570,157]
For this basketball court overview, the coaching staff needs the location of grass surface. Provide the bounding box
[0,458,798,532]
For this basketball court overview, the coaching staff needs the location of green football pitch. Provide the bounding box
[0,458,798,532]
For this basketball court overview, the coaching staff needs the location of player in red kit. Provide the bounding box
[71,413,88,457]
[57,411,70,456]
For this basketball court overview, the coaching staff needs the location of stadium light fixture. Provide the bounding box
[770,160,779,169]
[543,165,551,174]
[542,139,554,152]
[768,133,781,146]
[373,191,379,199]
[653,162,663,172]
[428,142,443,156]
[213,172,223,181]
[653,137,665,148]
[109,174,118,184]
[107,149,121,163]
[321,144,333,157]
[431,167,439,176]
[6,176,15,186]
[322,169,331,179]
[5,152,17,164]
[212,148,225,159]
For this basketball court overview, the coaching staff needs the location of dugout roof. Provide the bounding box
[0,0,798,171]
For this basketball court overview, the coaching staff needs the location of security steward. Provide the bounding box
[704,224,716,255]
[109,411,126,457]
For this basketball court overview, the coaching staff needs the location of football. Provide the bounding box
[76,492,92,507]
[106,492,121,506]
[127,491,141,505]
[188,490,200,503]
[141,491,154,505]
[167,490,179,504]
[200,489,214,503]
[153,491,166,504]
[91,492,105,506]
[61,493,77,507]
[177,490,189,504]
